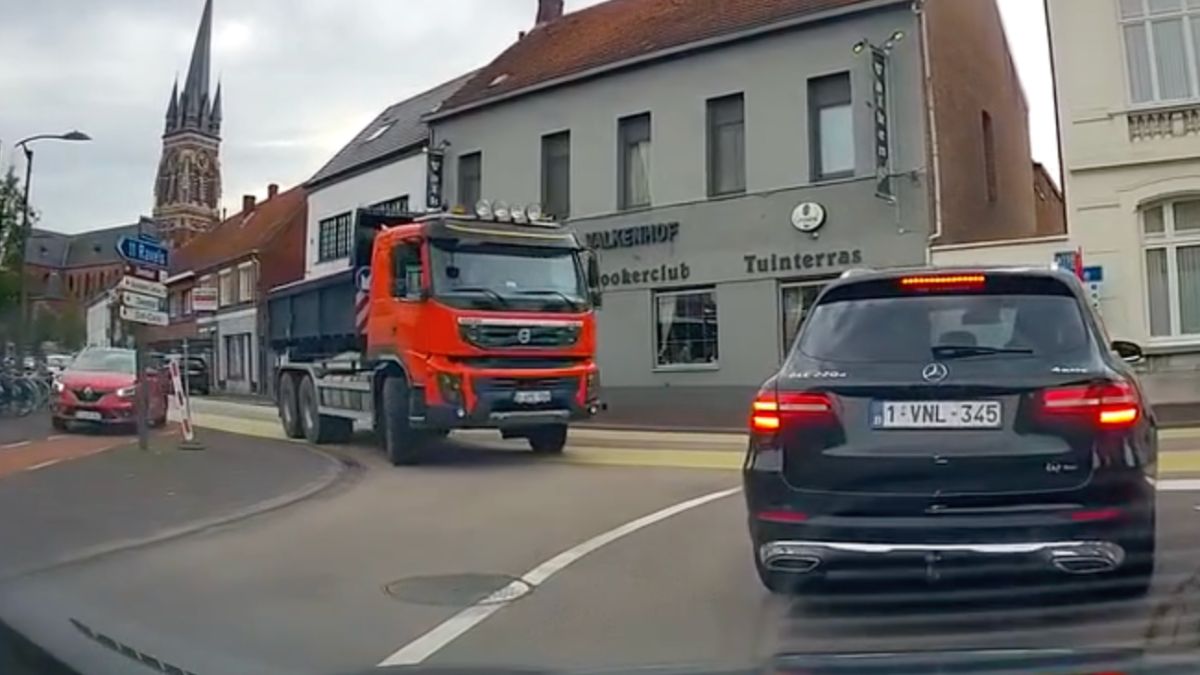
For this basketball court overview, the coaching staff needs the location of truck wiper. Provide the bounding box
[447,286,509,308]
[516,289,583,308]
[931,344,1034,360]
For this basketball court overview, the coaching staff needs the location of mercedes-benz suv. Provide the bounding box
[744,268,1156,596]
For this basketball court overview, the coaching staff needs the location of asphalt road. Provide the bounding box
[0,400,1198,674]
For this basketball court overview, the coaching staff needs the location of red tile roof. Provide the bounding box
[171,185,307,275]
[436,0,876,115]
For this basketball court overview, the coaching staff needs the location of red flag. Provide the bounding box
[1074,247,1084,280]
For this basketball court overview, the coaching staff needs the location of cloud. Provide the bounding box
[1,0,1056,233]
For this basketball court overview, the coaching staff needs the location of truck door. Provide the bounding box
[369,239,426,357]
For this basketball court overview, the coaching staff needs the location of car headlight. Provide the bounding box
[52,380,65,393]
[116,385,137,399]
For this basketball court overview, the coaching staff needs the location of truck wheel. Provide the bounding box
[278,373,303,439]
[298,376,352,444]
[382,377,424,465]
[528,425,567,454]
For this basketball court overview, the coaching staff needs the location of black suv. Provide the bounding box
[744,268,1156,596]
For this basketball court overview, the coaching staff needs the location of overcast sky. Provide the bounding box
[0,0,1057,234]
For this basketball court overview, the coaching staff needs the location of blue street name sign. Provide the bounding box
[116,235,168,270]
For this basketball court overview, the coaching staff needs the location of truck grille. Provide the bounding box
[475,376,579,392]
[459,321,581,349]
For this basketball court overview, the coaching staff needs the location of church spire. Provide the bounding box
[179,0,214,133]
[165,78,180,133]
[209,80,223,135]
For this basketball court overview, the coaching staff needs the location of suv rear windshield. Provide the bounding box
[795,277,1092,363]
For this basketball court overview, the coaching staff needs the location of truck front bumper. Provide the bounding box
[420,371,601,430]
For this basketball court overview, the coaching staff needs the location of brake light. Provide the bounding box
[1038,381,1141,429]
[899,274,986,289]
[749,391,835,433]
[757,510,809,523]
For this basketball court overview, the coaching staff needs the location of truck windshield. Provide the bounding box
[430,240,588,313]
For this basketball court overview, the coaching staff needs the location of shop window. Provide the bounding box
[541,131,571,219]
[707,93,746,196]
[780,281,828,357]
[618,113,651,209]
[654,288,718,368]
[809,72,854,180]
[1142,199,1200,337]
[1120,0,1200,104]
[318,212,353,262]
[224,333,248,381]
[458,152,482,209]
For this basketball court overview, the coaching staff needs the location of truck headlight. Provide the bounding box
[436,372,463,405]
[586,371,600,401]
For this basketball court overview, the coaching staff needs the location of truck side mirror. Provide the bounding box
[586,252,603,309]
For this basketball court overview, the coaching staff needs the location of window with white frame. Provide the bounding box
[238,263,255,303]
[1142,198,1200,338]
[654,288,718,368]
[218,269,237,307]
[1120,0,1200,104]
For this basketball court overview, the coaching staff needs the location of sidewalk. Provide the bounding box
[0,428,343,581]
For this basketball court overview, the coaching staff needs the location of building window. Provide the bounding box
[541,131,571,219]
[1142,199,1200,338]
[238,263,255,303]
[780,281,828,358]
[654,288,718,368]
[224,333,248,381]
[318,212,353,262]
[809,72,854,180]
[618,113,652,210]
[1120,0,1200,104]
[371,195,409,216]
[183,288,193,316]
[218,269,238,308]
[707,93,746,196]
[982,110,997,203]
[458,152,482,208]
[168,292,181,319]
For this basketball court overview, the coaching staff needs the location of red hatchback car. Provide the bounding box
[51,347,169,431]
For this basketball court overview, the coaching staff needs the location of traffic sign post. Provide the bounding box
[115,238,169,452]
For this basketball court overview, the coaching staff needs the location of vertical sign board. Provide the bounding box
[1083,265,1104,312]
[426,149,445,210]
[871,47,894,203]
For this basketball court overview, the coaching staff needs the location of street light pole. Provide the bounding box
[12,130,90,364]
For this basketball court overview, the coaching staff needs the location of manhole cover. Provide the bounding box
[384,573,531,607]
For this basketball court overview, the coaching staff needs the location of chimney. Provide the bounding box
[536,0,563,25]
[267,183,279,199]
[242,194,256,213]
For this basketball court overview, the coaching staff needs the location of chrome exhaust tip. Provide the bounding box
[760,542,823,574]
[1047,542,1124,575]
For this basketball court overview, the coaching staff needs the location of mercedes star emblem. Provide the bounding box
[517,328,532,345]
[921,362,949,383]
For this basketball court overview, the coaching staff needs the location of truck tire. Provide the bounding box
[528,425,568,454]
[298,375,353,444]
[382,376,425,465]
[278,373,303,439]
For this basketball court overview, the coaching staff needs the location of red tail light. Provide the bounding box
[1038,381,1141,429]
[899,273,986,290]
[750,391,835,433]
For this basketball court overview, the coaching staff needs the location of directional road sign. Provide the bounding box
[116,235,168,270]
[118,275,167,299]
[122,292,162,311]
[120,306,168,327]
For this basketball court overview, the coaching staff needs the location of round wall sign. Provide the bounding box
[791,202,827,233]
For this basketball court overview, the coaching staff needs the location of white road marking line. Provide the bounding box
[1160,479,1200,492]
[46,435,69,441]
[377,486,742,667]
[25,459,63,472]
[0,441,31,450]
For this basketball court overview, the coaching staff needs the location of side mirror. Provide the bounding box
[1111,340,1144,363]
[585,252,603,309]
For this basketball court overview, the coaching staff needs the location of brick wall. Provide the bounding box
[1032,162,1066,237]
[923,0,1037,244]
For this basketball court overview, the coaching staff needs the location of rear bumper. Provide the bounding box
[758,539,1126,577]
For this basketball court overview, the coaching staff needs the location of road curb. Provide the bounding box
[0,441,353,584]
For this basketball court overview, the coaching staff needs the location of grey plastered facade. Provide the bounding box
[429,2,931,425]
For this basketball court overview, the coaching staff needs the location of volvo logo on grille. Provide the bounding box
[921,363,949,383]
[517,328,532,345]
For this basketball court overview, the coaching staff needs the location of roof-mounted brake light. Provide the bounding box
[899,274,986,289]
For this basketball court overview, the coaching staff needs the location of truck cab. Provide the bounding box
[269,202,603,464]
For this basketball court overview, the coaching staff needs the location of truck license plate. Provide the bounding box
[514,390,552,404]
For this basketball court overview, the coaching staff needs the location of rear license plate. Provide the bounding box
[513,390,552,405]
[871,401,1001,429]
[75,410,103,421]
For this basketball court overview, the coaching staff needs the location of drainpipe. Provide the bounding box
[917,0,944,261]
